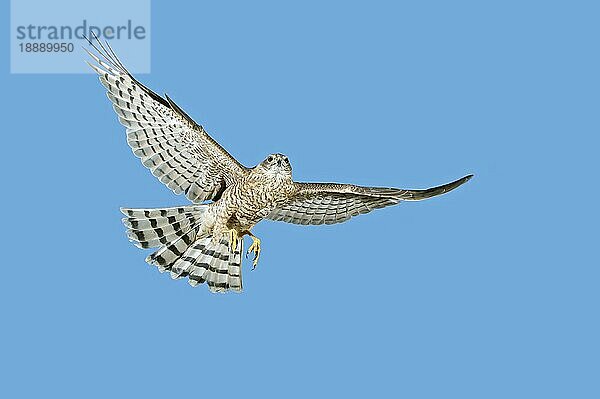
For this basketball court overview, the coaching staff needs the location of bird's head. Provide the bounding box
[258,153,292,180]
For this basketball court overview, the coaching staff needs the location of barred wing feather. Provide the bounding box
[268,175,473,225]
[86,38,247,203]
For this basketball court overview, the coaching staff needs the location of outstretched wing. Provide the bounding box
[267,175,473,225]
[86,37,247,203]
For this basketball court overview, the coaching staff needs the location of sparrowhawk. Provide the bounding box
[86,36,472,293]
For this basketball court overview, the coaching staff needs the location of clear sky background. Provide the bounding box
[1,1,598,398]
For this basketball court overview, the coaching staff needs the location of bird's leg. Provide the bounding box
[224,228,239,253]
[242,230,261,269]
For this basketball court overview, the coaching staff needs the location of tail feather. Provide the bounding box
[122,211,198,230]
[206,249,222,291]
[207,240,230,292]
[182,237,243,292]
[126,216,198,249]
[121,205,206,218]
[170,243,203,280]
[121,204,205,268]
[226,240,242,291]
[121,204,244,292]
[145,229,198,272]
[207,238,243,293]
[187,246,208,287]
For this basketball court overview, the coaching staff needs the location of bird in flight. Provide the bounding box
[86,36,472,293]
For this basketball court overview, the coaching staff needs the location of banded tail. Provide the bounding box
[121,205,243,292]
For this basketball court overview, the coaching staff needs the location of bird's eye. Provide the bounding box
[284,157,289,164]
[267,156,273,163]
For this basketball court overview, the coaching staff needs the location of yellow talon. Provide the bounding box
[247,236,261,269]
[227,229,239,253]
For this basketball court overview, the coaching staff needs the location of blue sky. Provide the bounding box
[1,1,598,398]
